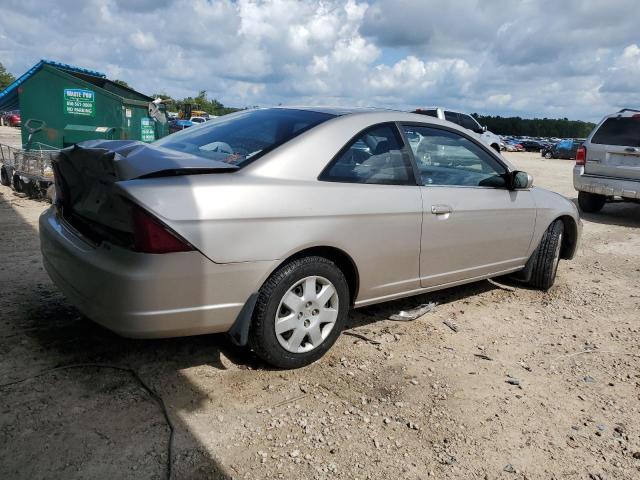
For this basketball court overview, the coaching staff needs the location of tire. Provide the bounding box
[578,191,606,213]
[528,220,564,290]
[12,174,23,193]
[544,152,552,159]
[249,256,349,369]
[0,166,10,187]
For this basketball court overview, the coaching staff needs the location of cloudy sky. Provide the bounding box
[1,0,639,121]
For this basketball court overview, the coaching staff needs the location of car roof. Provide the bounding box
[414,106,470,114]
[266,106,463,127]
[601,108,640,120]
[272,106,394,116]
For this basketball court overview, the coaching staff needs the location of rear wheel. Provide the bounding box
[249,256,349,369]
[578,191,606,213]
[529,220,564,290]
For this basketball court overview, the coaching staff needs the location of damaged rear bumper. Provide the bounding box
[39,207,273,338]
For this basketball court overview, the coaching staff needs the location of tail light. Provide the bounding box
[575,146,586,166]
[131,205,194,253]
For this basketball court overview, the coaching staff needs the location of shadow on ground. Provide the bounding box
[570,197,640,228]
[0,189,245,479]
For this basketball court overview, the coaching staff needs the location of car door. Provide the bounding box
[319,122,423,304]
[400,123,536,288]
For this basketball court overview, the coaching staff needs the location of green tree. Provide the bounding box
[147,89,239,117]
[0,62,16,91]
[112,79,130,88]
[179,90,238,116]
[472,113,595,138]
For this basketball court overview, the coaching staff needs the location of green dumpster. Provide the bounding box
[18,63,168,149]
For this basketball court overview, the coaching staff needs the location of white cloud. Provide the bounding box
[129,31,157,51]
[0,0,639,120]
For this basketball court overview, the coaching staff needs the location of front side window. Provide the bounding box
[155,108,335,168]
[321,124,414,185]
[401,125,507,187]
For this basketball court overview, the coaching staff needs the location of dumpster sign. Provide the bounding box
[141,117,155,142]
[63,89,95,117]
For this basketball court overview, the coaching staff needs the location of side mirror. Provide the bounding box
[482,125,487,133]
[510,170,533,190]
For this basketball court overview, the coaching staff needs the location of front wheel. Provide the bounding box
[528,220,564,290]
[578,191,606,213]
[249,256,349,369]
[544,152,552,159]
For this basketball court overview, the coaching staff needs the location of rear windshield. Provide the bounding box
[591,117,640,147]
[155,108,335,167]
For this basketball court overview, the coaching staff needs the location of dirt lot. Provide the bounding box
[1,140,639,479]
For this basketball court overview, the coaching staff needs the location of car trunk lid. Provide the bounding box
[52,140,237,247]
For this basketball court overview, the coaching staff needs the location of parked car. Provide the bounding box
[1,110,21,127]
[40,107,580,368]
[505,141,525,152]
[413,107,502,152]
[168,119,193,133]
[574,108,640,212]
[519,140,544,152]
[541,139,582,159]
[189,116,207,124]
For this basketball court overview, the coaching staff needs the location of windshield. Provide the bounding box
[155,108,336,167]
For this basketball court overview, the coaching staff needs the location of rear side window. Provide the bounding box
[320,124,414,185]
[155,108,335,167]
[418,109,438,117]
[591,117,640,147]
[444,111,460,125]
[459,114,480,131]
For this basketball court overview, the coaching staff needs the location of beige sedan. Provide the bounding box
[40,107,581,368]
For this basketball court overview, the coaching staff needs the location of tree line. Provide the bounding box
[472,113,595,138]
[151,90,238,117]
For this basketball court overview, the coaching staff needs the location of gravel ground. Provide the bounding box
[1,143,639,479]
[0,125,22,148]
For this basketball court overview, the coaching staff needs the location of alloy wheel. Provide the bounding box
[274,275,339,354]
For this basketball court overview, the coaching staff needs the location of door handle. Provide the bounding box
[431,204,452,215]
[624,147,639,153]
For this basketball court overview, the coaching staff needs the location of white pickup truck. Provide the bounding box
[413,107,502,153]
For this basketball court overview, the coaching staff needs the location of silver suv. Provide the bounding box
[413,107,502,152]
[574,109,640,212]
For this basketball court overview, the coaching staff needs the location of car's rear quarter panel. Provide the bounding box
[118,175,423,304]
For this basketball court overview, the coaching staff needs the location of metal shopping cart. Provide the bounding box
[0,119,58,200]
